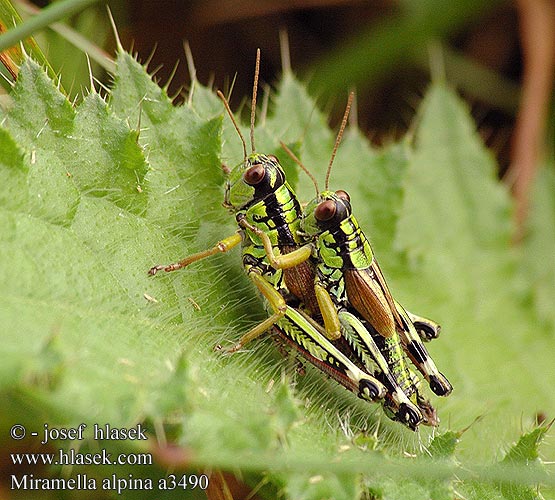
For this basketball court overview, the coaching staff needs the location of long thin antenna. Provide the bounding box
[325,91,354,190]
[349,88,358,129]
[280,141,319,196]
[250,48,261,153]
[217,90,247,160]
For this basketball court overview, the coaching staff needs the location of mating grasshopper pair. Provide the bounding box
[149,51,452,430]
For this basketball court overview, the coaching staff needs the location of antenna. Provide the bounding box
[280,141,319,196]
[217,90,247,160]
[250,48,261,153]
[325,91,354,190]
[348,88,358,129]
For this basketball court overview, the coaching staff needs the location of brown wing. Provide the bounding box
[281,245,320,319]
[370,259,404,328]
[345,268,396,338]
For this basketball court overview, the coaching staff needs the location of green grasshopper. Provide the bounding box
[148,51,389,407]
[217,90,435,429]
[300,192,452,397]
[275,94,452,400]
[248,97,438,427]
[239,99,437,429]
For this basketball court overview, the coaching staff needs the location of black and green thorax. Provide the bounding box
[241,181,303,249]
[240,183,303,285]
[227,153,318,310]
[312,211,375,307]
[319,215,374,269]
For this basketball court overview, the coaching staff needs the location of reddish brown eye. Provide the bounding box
[314,200,336,221]
[244,164,265,185]
[267,154,279,163]
[335,190,350,202]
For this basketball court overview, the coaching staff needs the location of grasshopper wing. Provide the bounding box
[344,267,396,338]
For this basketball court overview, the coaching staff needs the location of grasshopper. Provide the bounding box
[148,51,390,406]
[254,96,439,428]
[196,88,433,429]
[273,93,452,400]
[300,191,452,397]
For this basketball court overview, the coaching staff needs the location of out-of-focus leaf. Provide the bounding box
[522,164,555,329]
[0,53,553,500]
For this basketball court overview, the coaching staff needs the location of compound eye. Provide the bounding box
[244,164,265,185]
[314,200,336,221]
[335,190,350,202]
[267,154,279,164]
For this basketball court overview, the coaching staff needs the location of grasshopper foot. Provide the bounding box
[214,342,242,354]
[148,265,164,276]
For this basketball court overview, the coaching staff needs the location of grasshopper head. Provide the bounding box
[302,190,352,236]
[223,153,286,211]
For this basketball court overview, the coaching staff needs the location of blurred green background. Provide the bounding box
[1,1,554,499]
[4,0,542,173]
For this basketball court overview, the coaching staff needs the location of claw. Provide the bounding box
[148,265,162,276]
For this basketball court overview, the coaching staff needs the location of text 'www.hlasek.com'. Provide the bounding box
[8,422,209,494]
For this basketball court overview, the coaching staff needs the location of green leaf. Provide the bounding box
[396,83,514,294]
[285,471,360,500]
[7,57,74,138]
[0,127,27,210]
[1,52,554,500]
[111,52,225,231]
[460,425,551,500]
[522,163,555,329]
[500,424,550,467]
[331,130,409,273]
